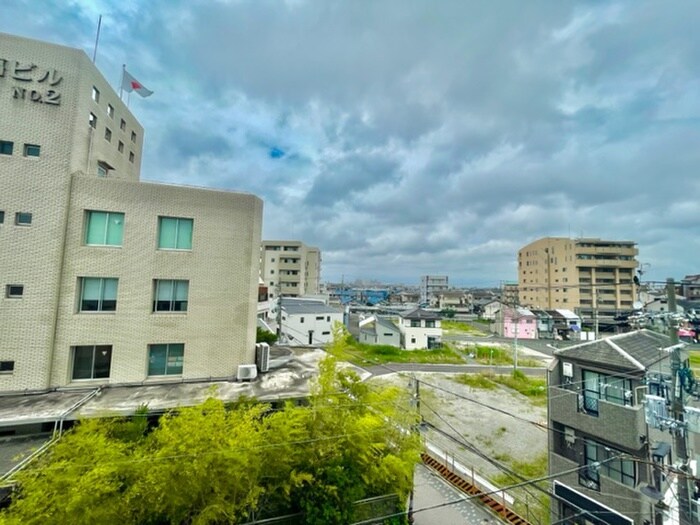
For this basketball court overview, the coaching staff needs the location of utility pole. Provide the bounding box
[513,309,519,372]
[668,277,694,525]
[275,282,283,341]
[594,288,600,340]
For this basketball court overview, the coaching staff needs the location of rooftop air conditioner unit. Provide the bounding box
[237,364,258,382]
[256,343,270,373]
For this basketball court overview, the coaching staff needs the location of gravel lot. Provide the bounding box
[369,371,550,519]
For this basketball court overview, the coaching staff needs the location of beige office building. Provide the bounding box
[260,241,321,298]
[518,237,638,319]
[0,33,262,392]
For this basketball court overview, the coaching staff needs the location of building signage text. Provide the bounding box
[0,58,62,106]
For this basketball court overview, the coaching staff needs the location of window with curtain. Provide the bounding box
[158,217,193,250]
[153,279,189,312]
[148,343,184,376]
[72,345,112,380]
[79,277,117,311]
[85,211,124,246]
[582,370,633,416]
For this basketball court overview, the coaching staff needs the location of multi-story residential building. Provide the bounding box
[0,32,262,392]
[548,330,687,525]
[419,275,449,304]
[260,241,321,298]
[518,237,638,325]
[679,274,700,301]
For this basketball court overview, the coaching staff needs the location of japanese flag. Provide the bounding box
[121,69,153,97]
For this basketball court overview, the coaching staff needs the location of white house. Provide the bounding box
[359,316,401,347]
[279,298,343,345]
[399,308,442,350]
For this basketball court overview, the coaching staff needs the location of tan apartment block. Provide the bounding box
[518,237,638,319]
[261,241,321,298]
[0,33,262,391]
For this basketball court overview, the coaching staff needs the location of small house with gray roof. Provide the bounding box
[358,316,401,347]
[548,330,689,525]
[399,308,442,350]
[279,298,343,345]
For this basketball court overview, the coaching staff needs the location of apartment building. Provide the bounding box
[518,237,638,321]
[260,241,321,298]
[419,275,449,304]
[547,330,687,525]
[0,33,262,392]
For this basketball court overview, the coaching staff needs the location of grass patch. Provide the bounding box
[441,320,486,335]
[689,351,700,375]
[452,374,498,390]
[492,454,550,525]
[327,337,467,365]
[451,371,547,405]
[492,370,547,405]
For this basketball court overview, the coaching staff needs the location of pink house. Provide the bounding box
[497,307,537,339]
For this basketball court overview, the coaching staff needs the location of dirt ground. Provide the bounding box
[369,371,550,519]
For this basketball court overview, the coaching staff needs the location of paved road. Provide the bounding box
[412,464,496,525]
[365,363,547,377]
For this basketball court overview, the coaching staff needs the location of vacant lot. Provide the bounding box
[370,371,550,523]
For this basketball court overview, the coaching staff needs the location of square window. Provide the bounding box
[92,86,100,102]
[0,140,13,155]
[107,104,114,118]
[129,152,135,163]
[89,113,97,129]
[118,141,124,153]
[104,128,112,142]
[158,217,193,250]
[97,162,109,177]
[120,119,126,131]
[6,285,24,298]
[131,131,137,143]
[153,280,189,312]
[15,212,32,225]
[148,343,184,376]
[0,361,14,373]
[23,144,40,157]
[85,210,124,246]
[79,277,118,312]
[72,345,112,380]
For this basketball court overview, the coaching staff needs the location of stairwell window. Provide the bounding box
[158,217,193,250]
[148,343,184,376]
[79,277,118,312]
[15,212,32,225]
[23,144,40,157]
[5,285,23,298]
[85,211,124,246]
[0,140,13,155]
[153,279,188,312]
[72,345,112,380]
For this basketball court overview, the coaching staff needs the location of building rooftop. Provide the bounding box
[0,348,368,428]
[554,330,680,371]
[400,308,441,321]
[280,298,341,315]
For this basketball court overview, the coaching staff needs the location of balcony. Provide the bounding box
[548,385,646,450]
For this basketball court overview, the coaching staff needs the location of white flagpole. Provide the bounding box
[119,64,125,100]
[92,15,102,64]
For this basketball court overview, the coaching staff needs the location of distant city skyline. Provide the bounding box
[3,1,699,285]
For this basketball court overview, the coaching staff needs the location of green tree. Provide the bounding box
[256,327,277,345]
[0,358,420,525]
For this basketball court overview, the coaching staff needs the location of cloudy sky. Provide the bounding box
[3,1,699,286]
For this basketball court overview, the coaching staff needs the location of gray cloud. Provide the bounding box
[3,0,699,285]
